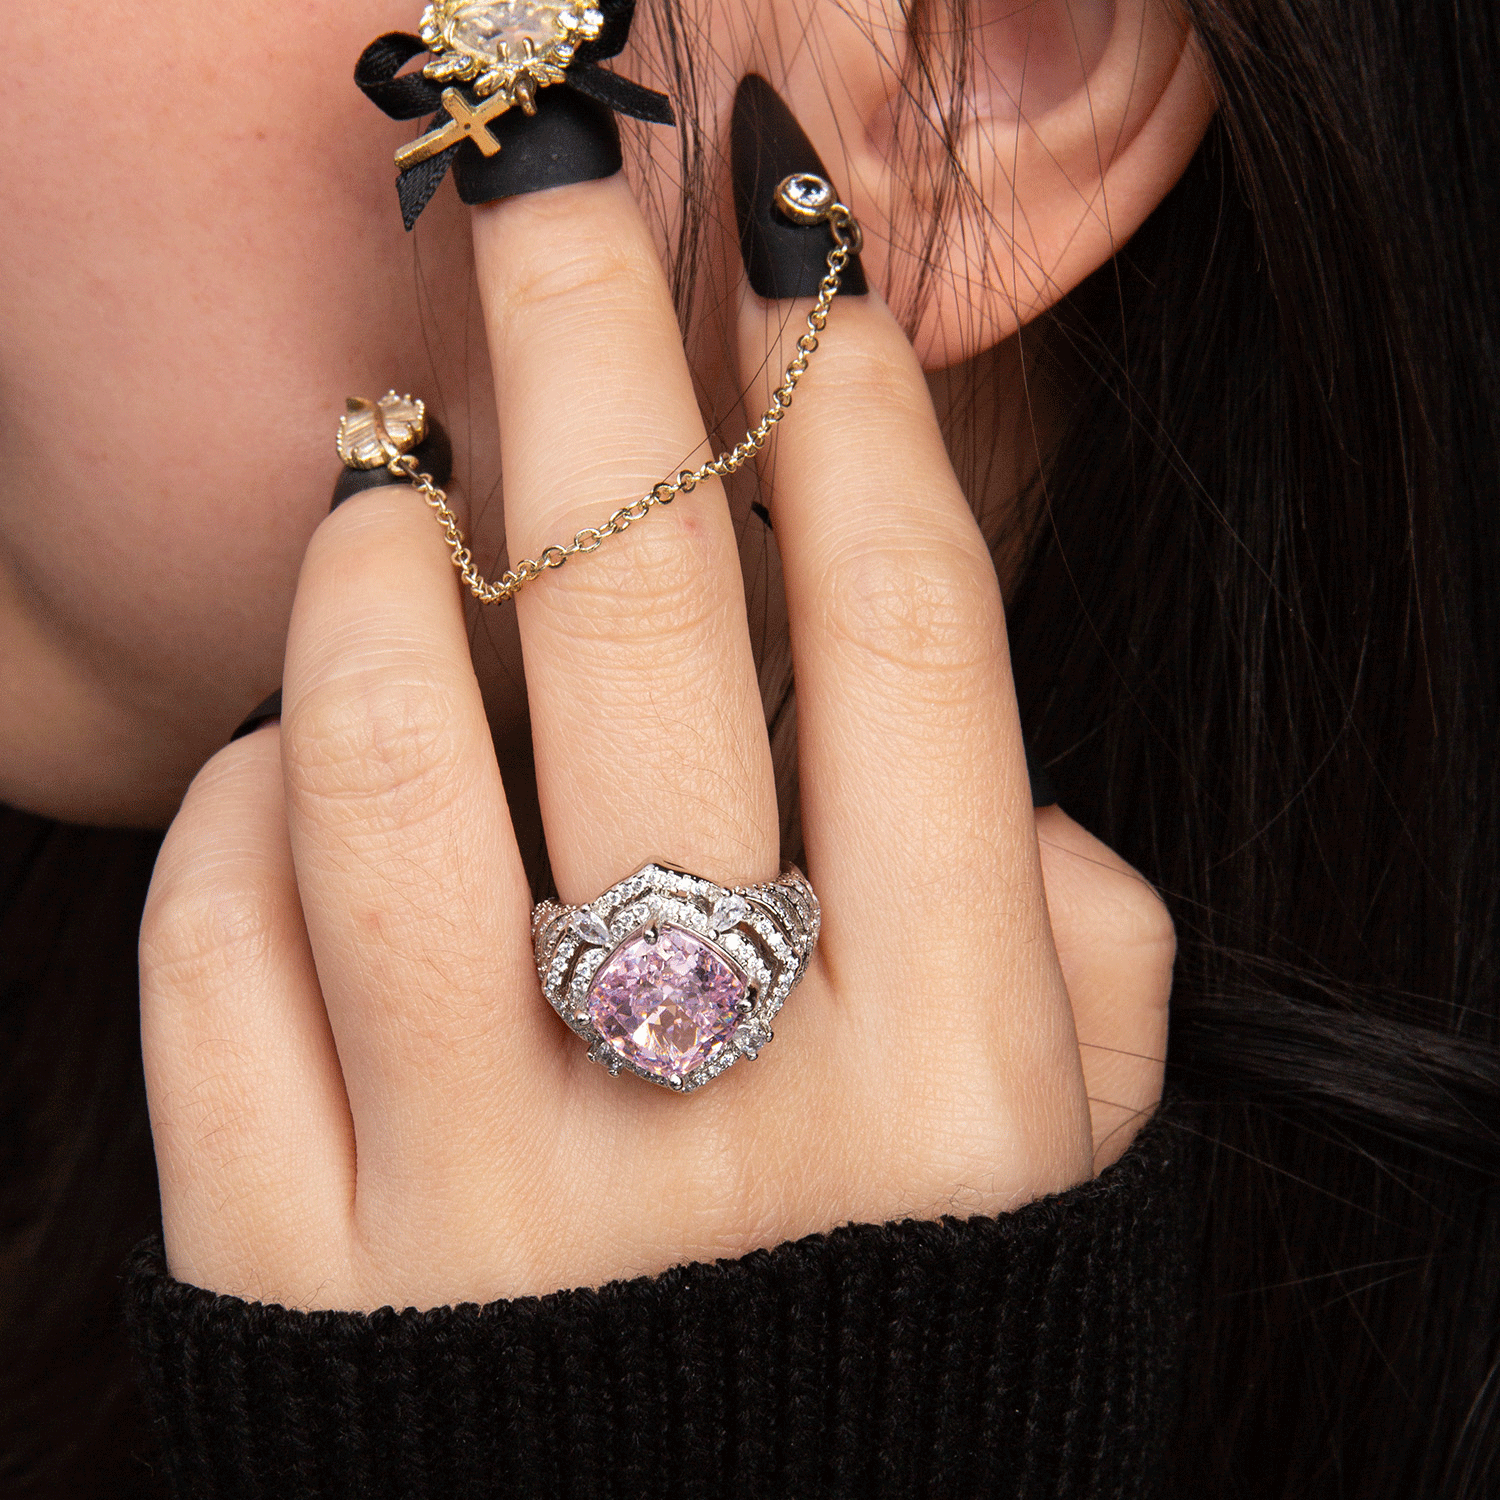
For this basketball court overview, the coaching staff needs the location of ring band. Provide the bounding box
[532,863,820,1092]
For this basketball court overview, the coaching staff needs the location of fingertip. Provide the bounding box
[729,75,869,300]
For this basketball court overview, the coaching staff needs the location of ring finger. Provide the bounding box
[735,229,1092,1186]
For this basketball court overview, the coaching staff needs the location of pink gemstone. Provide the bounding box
[587,924,747,1082]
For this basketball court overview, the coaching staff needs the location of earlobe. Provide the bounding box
[805,0,1216,367]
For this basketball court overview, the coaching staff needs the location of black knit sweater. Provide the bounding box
[122,1109,1193,1500]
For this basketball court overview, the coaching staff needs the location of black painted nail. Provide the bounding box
[1024,737,1058,808]
[730,74,868,300]
[330,416,453,512]
[454,88,622,206]
[230,689,283,743]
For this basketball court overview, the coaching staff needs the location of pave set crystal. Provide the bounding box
[532,864,820,1092]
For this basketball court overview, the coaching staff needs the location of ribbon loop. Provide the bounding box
[355,0,675,228]
[566,63,676,126]
[354,33,444,121]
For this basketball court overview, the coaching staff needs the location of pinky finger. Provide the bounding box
[1034,807,1175,1170]
[140,725,355,1303]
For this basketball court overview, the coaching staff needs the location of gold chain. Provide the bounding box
[382,203,860,606]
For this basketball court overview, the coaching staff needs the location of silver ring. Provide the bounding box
[532,862,820,1092]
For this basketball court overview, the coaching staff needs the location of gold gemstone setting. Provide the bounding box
[418,0,605,102]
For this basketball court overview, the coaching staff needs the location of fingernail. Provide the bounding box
[454,89,622,206]
[329,416,453,512]
[230,690,283,743]
[730,74,868,300]
[1024,737,1058,808]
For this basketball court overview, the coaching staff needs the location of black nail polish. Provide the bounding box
[454,88,622,206]
[329,417,453,512]
[1024,737,1058,808]
[230,690,283,743]
[730,74,867,300]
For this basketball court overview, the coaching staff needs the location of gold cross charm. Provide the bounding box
[395,87,511,173]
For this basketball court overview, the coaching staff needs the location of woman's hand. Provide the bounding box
[139,174,1174,1311]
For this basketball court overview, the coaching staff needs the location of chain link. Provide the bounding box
[384,205,860,606]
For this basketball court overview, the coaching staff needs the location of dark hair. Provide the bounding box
[2,0,1497,1494]
[0,811,162,1495]
[1009,1,1500,1492]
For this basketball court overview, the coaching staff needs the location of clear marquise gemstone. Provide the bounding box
[710,894,749,932]
[571,911,611,947]
[587,925,747,1082]
[449,0,571,57]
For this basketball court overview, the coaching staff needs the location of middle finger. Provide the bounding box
[473,176,779,903]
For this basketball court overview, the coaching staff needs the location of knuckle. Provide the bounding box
[816,534,998,681]
[501,233,660,327]
[1124,883,1177,970]
[535,510,726,649]
[815,340,924,414]
[282,676,470,831]
[141,870,281,1006]
[1085,863,1177,971]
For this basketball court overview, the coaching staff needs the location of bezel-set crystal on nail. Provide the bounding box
[774,171,836,223]
[419,0,606,101]
[531,863,820,1092]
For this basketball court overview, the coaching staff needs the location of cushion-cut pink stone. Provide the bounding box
[587,924,747,1082]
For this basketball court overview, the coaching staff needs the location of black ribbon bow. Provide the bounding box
[356,0,675,229]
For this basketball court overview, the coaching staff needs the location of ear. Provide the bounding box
[767,0,1217,368]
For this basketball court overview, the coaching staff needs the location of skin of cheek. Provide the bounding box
[0,0,753,826]
[0,0,1035,828]
[0,2,509,824]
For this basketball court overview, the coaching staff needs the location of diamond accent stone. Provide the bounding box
[776,172,834,222]
[571,911,611,947]
[587,924,748,1082]
[449,0,570,57]
[710,894,749,933]
[733,1020,767,1052]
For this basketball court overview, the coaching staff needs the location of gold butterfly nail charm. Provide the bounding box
[336,393,428,471]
